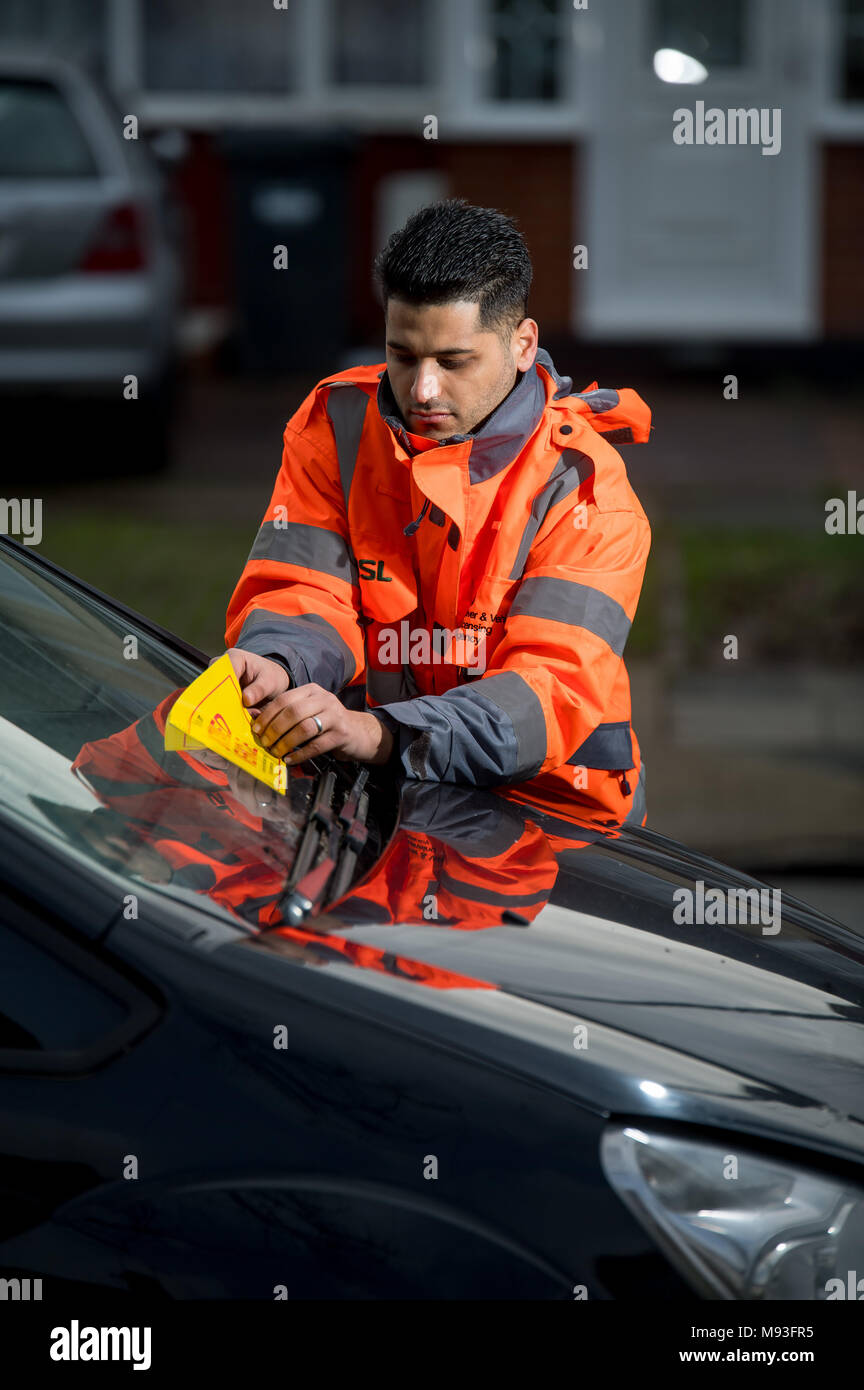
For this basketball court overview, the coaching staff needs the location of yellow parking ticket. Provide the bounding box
[164,652,287,794]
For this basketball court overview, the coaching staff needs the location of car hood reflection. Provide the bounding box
[58,693,864,1125]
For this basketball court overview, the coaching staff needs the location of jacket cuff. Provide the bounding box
[366,708,408,769]
[366,702,445,780]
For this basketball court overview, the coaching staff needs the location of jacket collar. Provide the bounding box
[377,347,563,485]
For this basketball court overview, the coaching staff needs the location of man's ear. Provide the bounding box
[513,317,539,372]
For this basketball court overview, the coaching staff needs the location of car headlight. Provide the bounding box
[600,1125,864,1299]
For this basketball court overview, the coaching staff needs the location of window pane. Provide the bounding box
[0,81,98,178]
[144,0,296,93]
[332,0,428,85]
[0,0,105,72]
[841,0,864,101]
[651,0,747,70]
[489,0,562,103]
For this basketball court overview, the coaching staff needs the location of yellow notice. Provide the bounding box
[164,652,287,794]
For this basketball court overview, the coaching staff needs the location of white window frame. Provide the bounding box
[105,0,590,137]
[812,0,864,136]
[450,0,587,136]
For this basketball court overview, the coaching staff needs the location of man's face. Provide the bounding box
[384,298,538,440]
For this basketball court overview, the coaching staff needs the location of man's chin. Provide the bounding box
[418,427,457,442]
[406,411,459,439]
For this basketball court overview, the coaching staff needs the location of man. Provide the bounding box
[223,199,652,822]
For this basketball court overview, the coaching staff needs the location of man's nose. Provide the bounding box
[411,362,442,404]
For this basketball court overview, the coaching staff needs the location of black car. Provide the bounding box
[0,534,862,1301]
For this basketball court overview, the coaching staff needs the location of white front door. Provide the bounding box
[579,0,818,338]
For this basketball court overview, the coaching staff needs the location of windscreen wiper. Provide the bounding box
[278,765,370,925]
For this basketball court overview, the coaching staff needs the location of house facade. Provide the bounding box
[6,0,864,351]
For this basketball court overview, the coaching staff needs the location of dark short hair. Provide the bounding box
[373,198,532,335]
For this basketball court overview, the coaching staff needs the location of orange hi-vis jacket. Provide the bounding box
[225,348,652,820]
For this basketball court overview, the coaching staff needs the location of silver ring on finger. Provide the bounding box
[312,714,324,736]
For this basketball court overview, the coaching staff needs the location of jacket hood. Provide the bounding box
[536,347,652,447]
[376,347,651,487]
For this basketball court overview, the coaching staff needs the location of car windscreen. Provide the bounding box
[0,542,384,930]
[0,78,98,178]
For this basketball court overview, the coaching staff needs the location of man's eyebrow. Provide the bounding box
[386,341,475,355]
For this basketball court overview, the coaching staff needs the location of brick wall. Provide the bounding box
[822,144,864,337]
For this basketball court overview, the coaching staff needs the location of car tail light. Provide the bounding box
[79,202,147,272]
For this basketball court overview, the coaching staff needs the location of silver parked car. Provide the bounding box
[0,48,182,464]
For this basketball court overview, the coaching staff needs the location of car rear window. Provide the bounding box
[0,78,98,178]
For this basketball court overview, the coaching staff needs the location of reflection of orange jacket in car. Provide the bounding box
[323,780,624,930]
[331,818,558,930]
[225,349,651,821]
[71,703,502,988]
[71,693,295,920]
[72,709,630,984]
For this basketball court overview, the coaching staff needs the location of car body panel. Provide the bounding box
[0,535,862,1298]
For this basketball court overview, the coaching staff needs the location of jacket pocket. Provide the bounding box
[457,574,519,675]
[352,531,418,624]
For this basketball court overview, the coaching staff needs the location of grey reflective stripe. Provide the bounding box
[238,608,355,689]
[461,670,547,780]
[85,773,172,799]
[172,863,218,890]
[509,577,631,657]
[326,385,369,508]
[403,663,421,697]
[136,714,215,787]
[436,868,550,908]
[249,520,357,584]
[367,668,410,704]
[567,720,634,770]
[623,760,647,826]
[508,448,595,580]
[399,784,527,854]
[578,388,620,414]
[521,810,611,843]
[371,669,546,785]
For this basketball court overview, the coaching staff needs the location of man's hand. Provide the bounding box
[219,650,395,765]
[249,682,395,766]
[221,648,292,720]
